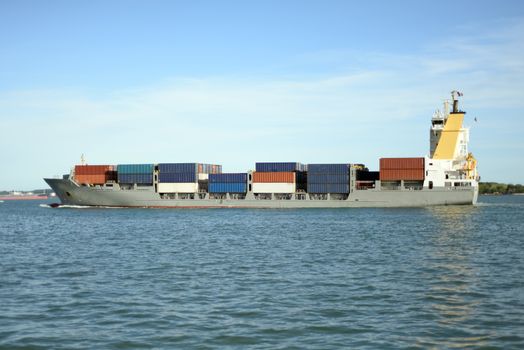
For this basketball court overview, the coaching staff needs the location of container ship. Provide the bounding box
[44,92,479,208]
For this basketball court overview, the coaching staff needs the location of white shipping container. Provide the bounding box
[252,182,296,193]
[158,183,198,193]
[198,173,209,181]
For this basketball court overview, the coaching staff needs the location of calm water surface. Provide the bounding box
[0,196,523,349]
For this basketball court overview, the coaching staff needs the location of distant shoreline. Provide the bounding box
[479,182,523,195]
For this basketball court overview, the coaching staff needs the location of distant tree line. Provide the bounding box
[479,182,524,194]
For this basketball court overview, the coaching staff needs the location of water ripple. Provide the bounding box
[0,197,523,349]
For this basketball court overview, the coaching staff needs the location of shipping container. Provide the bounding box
[158,163,197,174]
[117,164,154,174]
[117,173,153,184]
[356,170,380,181]
[255,162,305,172]
[157,183,198,193]
[252,182,296,193]
[75,165,114,175]
[308,164,351,174]
[158,163,222,174]
[198,173,209,181]
[307,174,349,184]
[307,183,350,194]
[253,172,295,183]
[379,157,425,170]
[209,182,247,193]
[380,169,425,181]
[209,173,248,183]
[158,172,197,183]
[74,174,109,185]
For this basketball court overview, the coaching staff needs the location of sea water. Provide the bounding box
[0,196,523,349]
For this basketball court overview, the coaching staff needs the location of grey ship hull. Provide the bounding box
[45,178,478,208]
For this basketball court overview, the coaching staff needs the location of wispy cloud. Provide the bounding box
[1,18,523,187]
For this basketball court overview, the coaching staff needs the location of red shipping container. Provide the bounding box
[75,174,109,185]
[380,169,425,181]
[252,172,295,183]
[379,157,425,170]
[75,165,114,175]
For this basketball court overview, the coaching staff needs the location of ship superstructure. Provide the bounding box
[425,90,479,190]
[45,92,479,208]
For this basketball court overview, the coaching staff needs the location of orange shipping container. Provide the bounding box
[380,169,425,181]
[75,165,114,175]
[74,174,109,185]
[379,157,424,170]
[252,172,295,183]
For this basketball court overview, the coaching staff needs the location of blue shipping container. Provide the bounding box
[158,163,198,174]
[158,172,197,183]
[307,164,351,174]
[117,164,154,174]
[209,173,247,183]
[209,182,247,193]
[118,173,153,184]
[307,174,349,184]
[307,183,349,194]
[255,162,305,172]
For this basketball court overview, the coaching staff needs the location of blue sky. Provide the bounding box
[1,0,523,190]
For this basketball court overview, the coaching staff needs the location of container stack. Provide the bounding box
[209,173,247,193]
[158,163,221,193]
[253,162,305,193]
[379,158,425,181]
[307,164,351,193]
[117,164,154,184]
[74,165,116,185]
